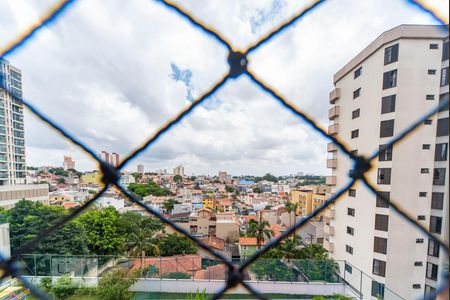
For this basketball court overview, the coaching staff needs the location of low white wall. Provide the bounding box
[25,277,355,297]
[131,279,347,296]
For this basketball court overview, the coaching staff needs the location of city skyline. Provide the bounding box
[0,0,448,175]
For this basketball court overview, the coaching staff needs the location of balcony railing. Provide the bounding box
[328,106,340,120]
[327,123,339,136]
[325,209,335,219]
[327,142,337,152]
[327,158,337,169]
[326,176,336,185]
[329,88,340,104]
[324,225,335,236]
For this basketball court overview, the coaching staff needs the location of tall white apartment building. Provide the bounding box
[0,58,26,185]
[325,25,448,299]
[173,165,184,176]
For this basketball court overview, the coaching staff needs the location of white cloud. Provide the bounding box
[0,0,448,175]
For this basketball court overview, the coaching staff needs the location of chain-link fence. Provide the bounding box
[0,0,449,299]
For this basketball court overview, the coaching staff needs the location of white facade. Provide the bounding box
[173,165,184,176]
[0,59,26,185]
[0,223,10,258]
[325,25,448,299]
[0,183,49,209]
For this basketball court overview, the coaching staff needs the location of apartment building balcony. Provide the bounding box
[327,158,337,169]
[328,123,339,136]
[324,209,335,219]
[328,106,340,120]
[327,142,338,152]
[326,175,336,185]
[329,88,340,104]
[324,225,335,236]
[324,240,335,253]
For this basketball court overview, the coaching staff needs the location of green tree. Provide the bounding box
[225,186,235,193]
[252,187,263,193]
[173,174,183,183]
[78,207,125,255]
[162,199,179,214]
[8,200,88,254]
[250,259,293,281]
[157,234,198,256]
[128,180,172,197]
[247,219,273,249]
[97,269,139,300]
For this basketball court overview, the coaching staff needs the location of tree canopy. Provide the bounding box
[128,180,173,197]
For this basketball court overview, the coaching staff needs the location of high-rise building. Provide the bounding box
[100,151,120,167]
[324,25,449,299]
[62,155,75,170]
[137,164,144,174]
[173,165,184,176]
[100,151,110,164]
[218,171,231,183]
[0,58,26,185]
[110,152,120,167]
[324,25,448,299]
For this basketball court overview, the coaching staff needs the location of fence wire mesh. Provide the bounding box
[0,0,448,299]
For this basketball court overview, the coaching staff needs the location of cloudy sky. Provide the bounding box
[0,0,448,176]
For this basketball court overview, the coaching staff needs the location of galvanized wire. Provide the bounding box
[0,0,448,299]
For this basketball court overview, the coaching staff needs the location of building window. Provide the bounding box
[414,262,423,267]
[434,143,448,161]
[354,67,362,79]
[348,189,356,197]
[381,95,396,114]
[426,94,435,100]
[346,245,353,254]
[347,226,354,235]
[428,69,437,75]
[418,215,426,221]
[384,43,399,65]
[353,88,361,99]
[376,192,390,208]
[374,237,387,254]
[375,214,389,231]
[431,193,444,210]
[425,285,436,296]
[383,70,398,89]
[441,67,449,86]
[416,238,424,243]
[379,145,393,161]
[420,168,430,174]
[419,192,427,197]
[413,284,421,289]
[426,263,438,281]
[380,119,395,137]
[423,144,431,150]
[433,168,446,185]
[372,281,385,298]
[424,119,432,125]
[377,168,391,185]
[347,207,355,216]
[428,239,440,257]
[429,216,442,234]
[439,93,449,111]
[436,118,449,136]
[352,108,360,119]
[350,149,358,156]
[345,263,353,274]
[430,43,439,49]
[372,259,386,277]
[443,41,449,61]
[351,129,359,139]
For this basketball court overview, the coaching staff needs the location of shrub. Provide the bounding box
[51,276,76,299]
[161,272,191,279]
[97,269,139,300]
[40,277,52,292]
